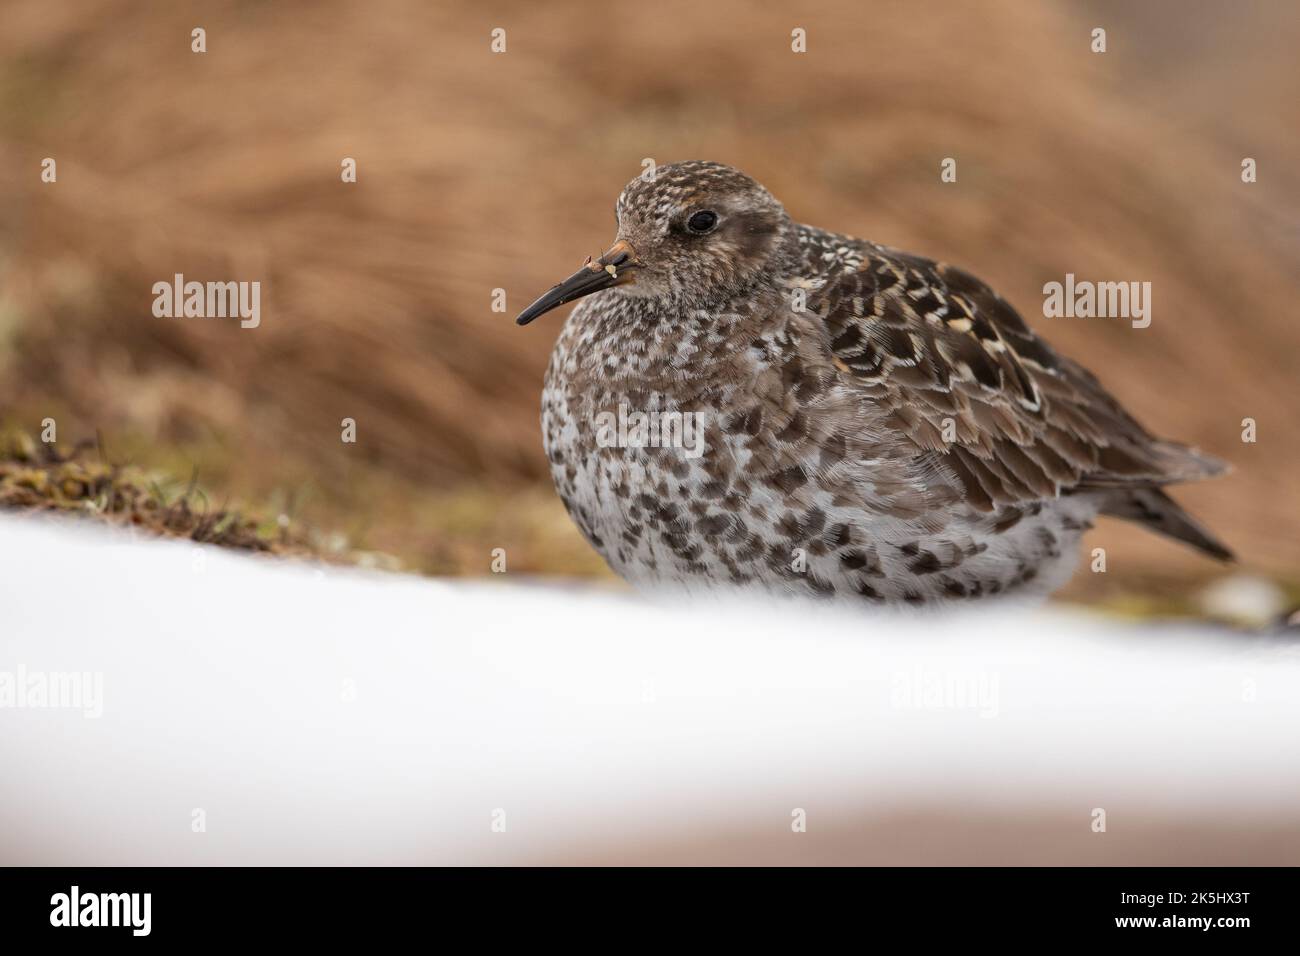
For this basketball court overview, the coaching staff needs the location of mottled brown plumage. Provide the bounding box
[518,161,1231,604]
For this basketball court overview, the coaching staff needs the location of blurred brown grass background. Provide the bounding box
[1,0,1296,600]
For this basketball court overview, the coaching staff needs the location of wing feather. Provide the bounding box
[808,242,1225,511]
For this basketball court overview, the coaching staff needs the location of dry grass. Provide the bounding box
[0,0,1296,591]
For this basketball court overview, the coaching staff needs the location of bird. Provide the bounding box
[516,161,1231,605]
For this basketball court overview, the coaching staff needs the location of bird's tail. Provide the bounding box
[1100,486,1234,562]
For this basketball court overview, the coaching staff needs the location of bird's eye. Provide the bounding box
[686,210,719,234]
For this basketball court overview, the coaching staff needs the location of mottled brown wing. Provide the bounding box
[810,246,1224,512]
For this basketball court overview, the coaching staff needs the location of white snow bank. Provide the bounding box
[1,513,1297,864]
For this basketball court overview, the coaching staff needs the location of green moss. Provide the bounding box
[0,427,313,556]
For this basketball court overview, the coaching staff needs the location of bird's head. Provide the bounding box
[516,161,792,325]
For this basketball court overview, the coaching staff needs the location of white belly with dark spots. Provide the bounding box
[542,383,1097,605]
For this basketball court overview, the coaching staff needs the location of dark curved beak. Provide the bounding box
[516,240,640,326]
